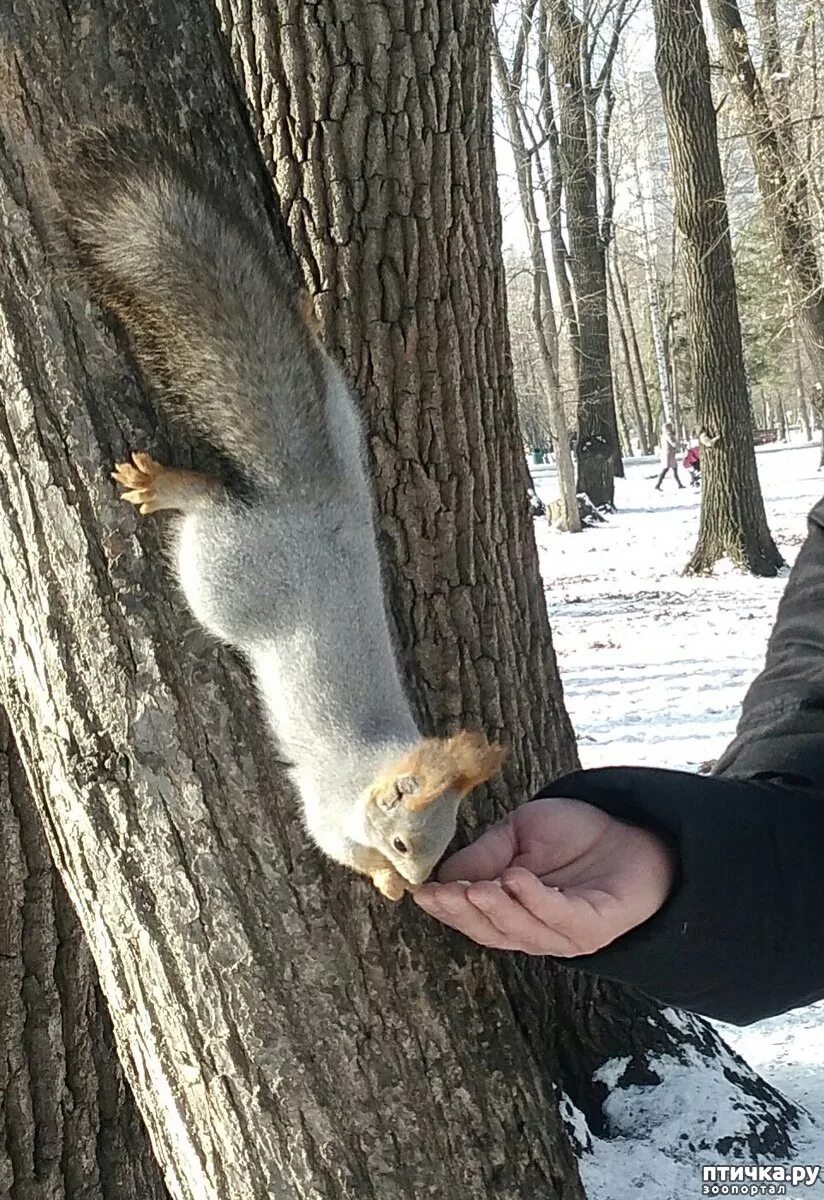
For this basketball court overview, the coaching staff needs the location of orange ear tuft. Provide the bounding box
[435,731,508,802]
[367,731,505,813]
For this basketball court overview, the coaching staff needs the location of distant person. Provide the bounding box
[682,428,721,488]
[683,444,701,487]
[655,422,684,491]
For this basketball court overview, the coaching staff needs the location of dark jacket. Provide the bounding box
[538,496,824,1025]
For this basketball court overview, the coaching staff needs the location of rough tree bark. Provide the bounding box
[0,0,803,1195]
[0,712,170,1200]
[707,0,824,386]
[652,0,784,576]
[192,0,802,1163]
[545,0,621,507]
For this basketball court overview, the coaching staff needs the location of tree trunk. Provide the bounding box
[492,37,581,532]
[775,393,788,443]
[629,113,674,426]
[535,4,580,376]
[707,0,824,386]
[0,711,170,1200]
[652,0,784,577]
[614,256,657,449]
[615,396,632,459]
[0,0,803,1195]
[812,384,824,468]
[546,0,620,508]
[793,319,814,441]
[608,257,651,455]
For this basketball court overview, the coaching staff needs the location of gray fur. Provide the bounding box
[55,128,329,485]
[56,130,461,888]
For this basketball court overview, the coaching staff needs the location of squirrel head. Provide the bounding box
[363,732,506,886]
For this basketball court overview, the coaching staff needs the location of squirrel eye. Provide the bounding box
[393,837,409,854]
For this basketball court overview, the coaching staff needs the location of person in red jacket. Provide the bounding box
[683,444,701,486]
[415,496,824,1026]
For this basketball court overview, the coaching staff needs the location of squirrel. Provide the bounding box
[52,129,505,901]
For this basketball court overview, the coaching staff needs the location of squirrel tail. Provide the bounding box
[52,127,329,487]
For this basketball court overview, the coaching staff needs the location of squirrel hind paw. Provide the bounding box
[112,452,221,515]
[112,452,167,514]
[377,731,506,813]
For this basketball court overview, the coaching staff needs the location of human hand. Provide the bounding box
[413,797,676,956]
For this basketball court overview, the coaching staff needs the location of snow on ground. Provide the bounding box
[531,443,824,1199]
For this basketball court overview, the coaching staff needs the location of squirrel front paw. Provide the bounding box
[370,865,410,902]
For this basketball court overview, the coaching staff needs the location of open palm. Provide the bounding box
[414,797,675,956]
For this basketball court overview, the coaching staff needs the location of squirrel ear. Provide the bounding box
[370,774,420,813]
[373,789,400,814]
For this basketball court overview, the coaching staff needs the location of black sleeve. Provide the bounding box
[538,495,824,1026]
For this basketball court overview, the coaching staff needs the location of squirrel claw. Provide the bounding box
[112,453,166,515]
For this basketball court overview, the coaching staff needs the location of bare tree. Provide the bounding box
[625,87,676,429]
[493,7,582,530]
[543,0,627,506]
[505,256,560,450]
[708,0,824,386]
[607,256,653,453]
[612,251,658,447]
[653,0,784,575]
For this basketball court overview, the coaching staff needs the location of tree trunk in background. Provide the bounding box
[775,394,788,443]
[608,258,651,455]
[492,38,581,532]
[814,390,824,469]
[535,1,580,378]
[667,323,685,443]
[614,256,657,448]
[708,0,824,387]
[629,125,673,426]
[0,712,170,1200]
[546,0,621,508]
[615,398,632,459]
[653,0,784,576]
[792,320,814,441]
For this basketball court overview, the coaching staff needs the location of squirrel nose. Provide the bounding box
[402,860,434,886]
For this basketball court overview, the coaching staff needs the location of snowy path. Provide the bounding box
[531,444,824,1198]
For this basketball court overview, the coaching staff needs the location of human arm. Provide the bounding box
[416,496,824,1025]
